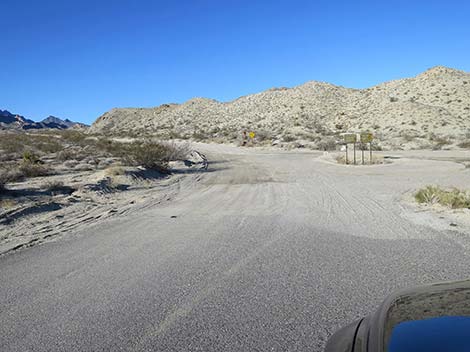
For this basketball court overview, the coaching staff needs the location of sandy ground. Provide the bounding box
[0,151,208,255]
[1,144,470,351]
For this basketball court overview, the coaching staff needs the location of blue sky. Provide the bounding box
[1,0,469,125]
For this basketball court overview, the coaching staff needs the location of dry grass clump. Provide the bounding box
[105,166,126,176]
[415,186,470,209]
[0,198,17,209]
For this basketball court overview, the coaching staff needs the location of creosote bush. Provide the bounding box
[125,141,170,171]
[317,137,337,151]
[0,168,25,187]
[19,162,50,178]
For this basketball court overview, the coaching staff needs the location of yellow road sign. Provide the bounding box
[249,132,255,139]
[343,133,357,144]
[360,132,373,143]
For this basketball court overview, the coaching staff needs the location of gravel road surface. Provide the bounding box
[1,144,470,351]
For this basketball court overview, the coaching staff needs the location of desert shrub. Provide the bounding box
[191,131,208,141]
[458,140,470,149]
[36,140,63,153]
[255,130,274,142]
[282,134,297,142]
[335,123,344,130]
[415,186,441,204]
[57,149,77,161]
[0,198,17,209]
[0,168,25,188]
[23,151,40,164]
[162,142,191,161]
[43,180,64,192]
[169,130,187,139]
[370,142,383,151]
[122,141,172,171]
[401,133,416,142]
[19,162,50,177]
[0,133,27,154]
[415,186,470,209]
[317,138,337,151]
[432,137,451,150]
[0,133,64,156]
[0,152,19,162]
[59,130,88,144]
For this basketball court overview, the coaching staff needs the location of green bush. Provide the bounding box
[23,151,40,164]
[415,186,470,209]
[121,141,173,171]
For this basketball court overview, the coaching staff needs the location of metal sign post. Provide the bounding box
[359,132,374,164]
[342,134,357,165]
[353,141,356,165]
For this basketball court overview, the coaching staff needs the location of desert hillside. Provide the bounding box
[90,66,470,150]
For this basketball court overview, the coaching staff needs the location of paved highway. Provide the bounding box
[2,144,470,351]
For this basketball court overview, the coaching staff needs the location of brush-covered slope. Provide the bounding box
[90,66,470,149]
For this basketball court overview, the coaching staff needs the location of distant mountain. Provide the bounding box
[41,116,87,129]
[0,110,88,130]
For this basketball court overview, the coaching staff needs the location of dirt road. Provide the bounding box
[1,144,470,351]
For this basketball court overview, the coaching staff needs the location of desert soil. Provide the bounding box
[1,144,470,351]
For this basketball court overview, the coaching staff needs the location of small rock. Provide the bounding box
[450,223,458,227]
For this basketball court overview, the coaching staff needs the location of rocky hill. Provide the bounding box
[90,66,470,150]
[0,111,87,130]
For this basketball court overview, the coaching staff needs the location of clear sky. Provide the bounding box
[2,0,470,125]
